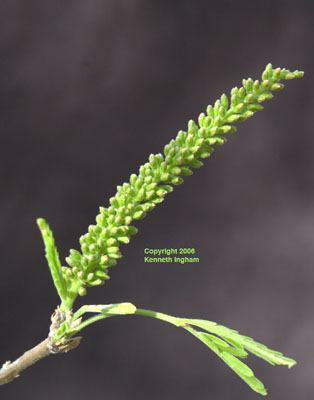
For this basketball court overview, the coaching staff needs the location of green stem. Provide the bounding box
[134,308,186,327]
[71,314,109,332]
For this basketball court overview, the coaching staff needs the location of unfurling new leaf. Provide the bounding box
[37,218,69,310]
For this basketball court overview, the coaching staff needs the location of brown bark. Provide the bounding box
[0,338,51,386]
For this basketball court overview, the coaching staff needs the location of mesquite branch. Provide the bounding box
[0,309,81,386]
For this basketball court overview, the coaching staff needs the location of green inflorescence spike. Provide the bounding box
[60,64,303,300]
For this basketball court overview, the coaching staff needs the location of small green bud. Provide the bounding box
[214,136,226,146]
[127,226,138,235]
[214,100,221,115]
[135,188,145,202]
[199,151,212,158]
[213,116,222,127]
[108,251,122,259]
[261,80,270,90]
[209,126,219,135]
[257,92,273,102]
[244,110,254,118]
[186,154,194,162]
[78,287,87,296]
[149,154,158,168]
[117,195,126,206]
[220,93,229,109]
[247,103,264,112]
[253,80,260,90]
[231,94,238,106]
[117,236,130,244]
[142,202,155,211]
[129,174,137,186]
[265,63,273,76]
[242,78,253,91]
[155,154,164,164]
[188,120,198,135]
[230,87,238,96]
[139,165,147,177]
[262,70,268,80]
[89,244,97,253]
[160,162,168,173]
[218,106,226,118]
[88,279,103,286]
[270,83,284,91]
[198,113,206,127]
[198,127,206,138]
[133,210,145,219]
[186,134,194,147]
[235,114,248,122]
[146,190,155,199]
[124,216,132,225]
[156,189,167,197]
[175,130,187,147]
[146,182,157,191]
[95,270,110,280]
[195,138,204,147]
[227,114,241,123]
[106,238,117,246]
[204,116,212,128]
[107,207,115,216]
[205,138,217,145]
[107,215,115,224]
[70,249,82,260]
[187,159,203,168]
[273,67,281,79]
[87,273,94,281]
[171,176,184,185]
[206,105,214,117]
[221,125,235,133]
[171,166,181,175]
[165,155,172,164]
[134,177,143,190]
[180,166,193,176]
[100,255,109,264]
[280,70,294,79]
[190,146,200,154]
[234,103,245,113]
[160,172,170,181]
[237,87,245,99]
[107,259,117,268]
[96,214,106,227]
[245,93,254,102]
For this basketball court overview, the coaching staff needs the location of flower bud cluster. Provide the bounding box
[65,64,303,295]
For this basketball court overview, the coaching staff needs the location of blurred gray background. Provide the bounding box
[0,1,313,399]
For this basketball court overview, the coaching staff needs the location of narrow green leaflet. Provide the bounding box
[181,318,296,367]
[180,317,295,395]
[37,218,68,309]
[133,309,296,396]
[72,302,137,321]
[185,326,267,395]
